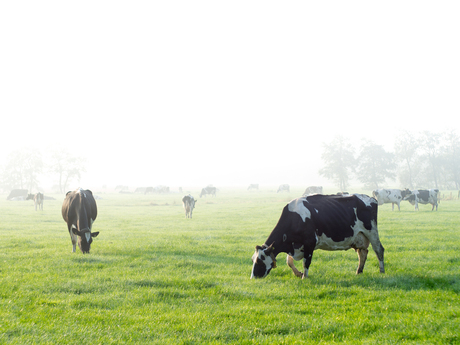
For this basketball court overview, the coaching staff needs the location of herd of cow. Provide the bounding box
[11,184,442,280]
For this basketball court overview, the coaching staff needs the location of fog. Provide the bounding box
[1,1,459,191]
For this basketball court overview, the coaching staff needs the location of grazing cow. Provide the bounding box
[200,186,217,197]
[277,184,290,193]
[372,188,412,211]
[182,194,197,218]
[61,188,99,253]
[26,192,44,211]
[303,186,323,196]
[405,189,439,211]
[251,194,385,279]
[248,184,259,191]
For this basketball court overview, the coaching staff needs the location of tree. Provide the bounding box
[356,141,395,189]
[441,130,460,189]
[418,131,442,188]
[319,136,355,191]
[394,132,419,189]
[49,149,86,193]
[0,148,43,191]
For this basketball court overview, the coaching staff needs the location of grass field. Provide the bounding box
[1,187,459,344]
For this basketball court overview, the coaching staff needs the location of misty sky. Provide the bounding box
[1,1,459,189]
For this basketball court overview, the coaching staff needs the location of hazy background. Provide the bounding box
[1,1,459,190]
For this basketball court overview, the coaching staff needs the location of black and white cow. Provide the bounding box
[405,189,439,211]
[6,189,28,201]
[182,194,197,218]
[27,192,44,211]
[62,188,99,253]
[372,188,412,211]
[200,186,216,198]
[251,194,385,279]
[303,186,323,196]
[277,184,290,193]
[248,184,259,191]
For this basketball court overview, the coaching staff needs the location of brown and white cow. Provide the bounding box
[27,192,44,211]
[62,188,99,253]
[182,194,197,218]
[372,188,412,211]
[251,194,385,279]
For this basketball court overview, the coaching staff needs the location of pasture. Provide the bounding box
[1,188,459,344]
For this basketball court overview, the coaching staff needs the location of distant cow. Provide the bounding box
[277,184,290,193]
[62,188,99,253]
[372,188,412,211]
[182,194,197,218]
[405,189,439,211]
[251,194,385,279]
[6,189,28,201]
[247,184,259,191]
[200,186,216,197]
[27,192,44,211]
[303,186,323,196]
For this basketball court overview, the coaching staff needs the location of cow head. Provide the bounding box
[72,228,99,254]
[251,243,277,279]
[401,188,413,199]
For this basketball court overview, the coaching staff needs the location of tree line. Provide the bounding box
[319,130,460,191]
[0,148,85,193]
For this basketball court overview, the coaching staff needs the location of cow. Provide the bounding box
[248,184,259,191]
[372,188,412,211]
[182,194,197,218]
[303,186,323,196]
[61,188,99,253]
[200,186,216,197]
[6,189,28,201]
[277,184,290,193]
[26,192,44,211]
[251,194,385,279]
[405,189,439,211]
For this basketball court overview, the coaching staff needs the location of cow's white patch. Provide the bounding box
[85,232,91,242]
[354,194,375,207]
[292,245,304,260]
[288,197,311,222]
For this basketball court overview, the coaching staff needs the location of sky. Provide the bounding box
[1,1,459,190]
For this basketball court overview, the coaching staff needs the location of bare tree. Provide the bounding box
[441,130,460,189]
[0,148,43,191]
[319,136,355,191]
[394,132,419,189]
[418,131,442,188]
[49,149,86,193]
[356,141,395,189]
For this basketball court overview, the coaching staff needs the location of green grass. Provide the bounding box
[1,188,459,344]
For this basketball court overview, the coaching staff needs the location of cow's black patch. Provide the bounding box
[304,195,357,242]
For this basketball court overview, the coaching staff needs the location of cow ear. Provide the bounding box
[92,232,100,238]
[265,242,275,254]
[255,245,264,251]
[72,228,81,236]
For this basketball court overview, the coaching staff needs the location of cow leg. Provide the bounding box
[355,248,368,274]
[391,203,395,211]
[302,250,314,279]
[286,255,303,278]
[68,224,77,253]
[369,239,385,273]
